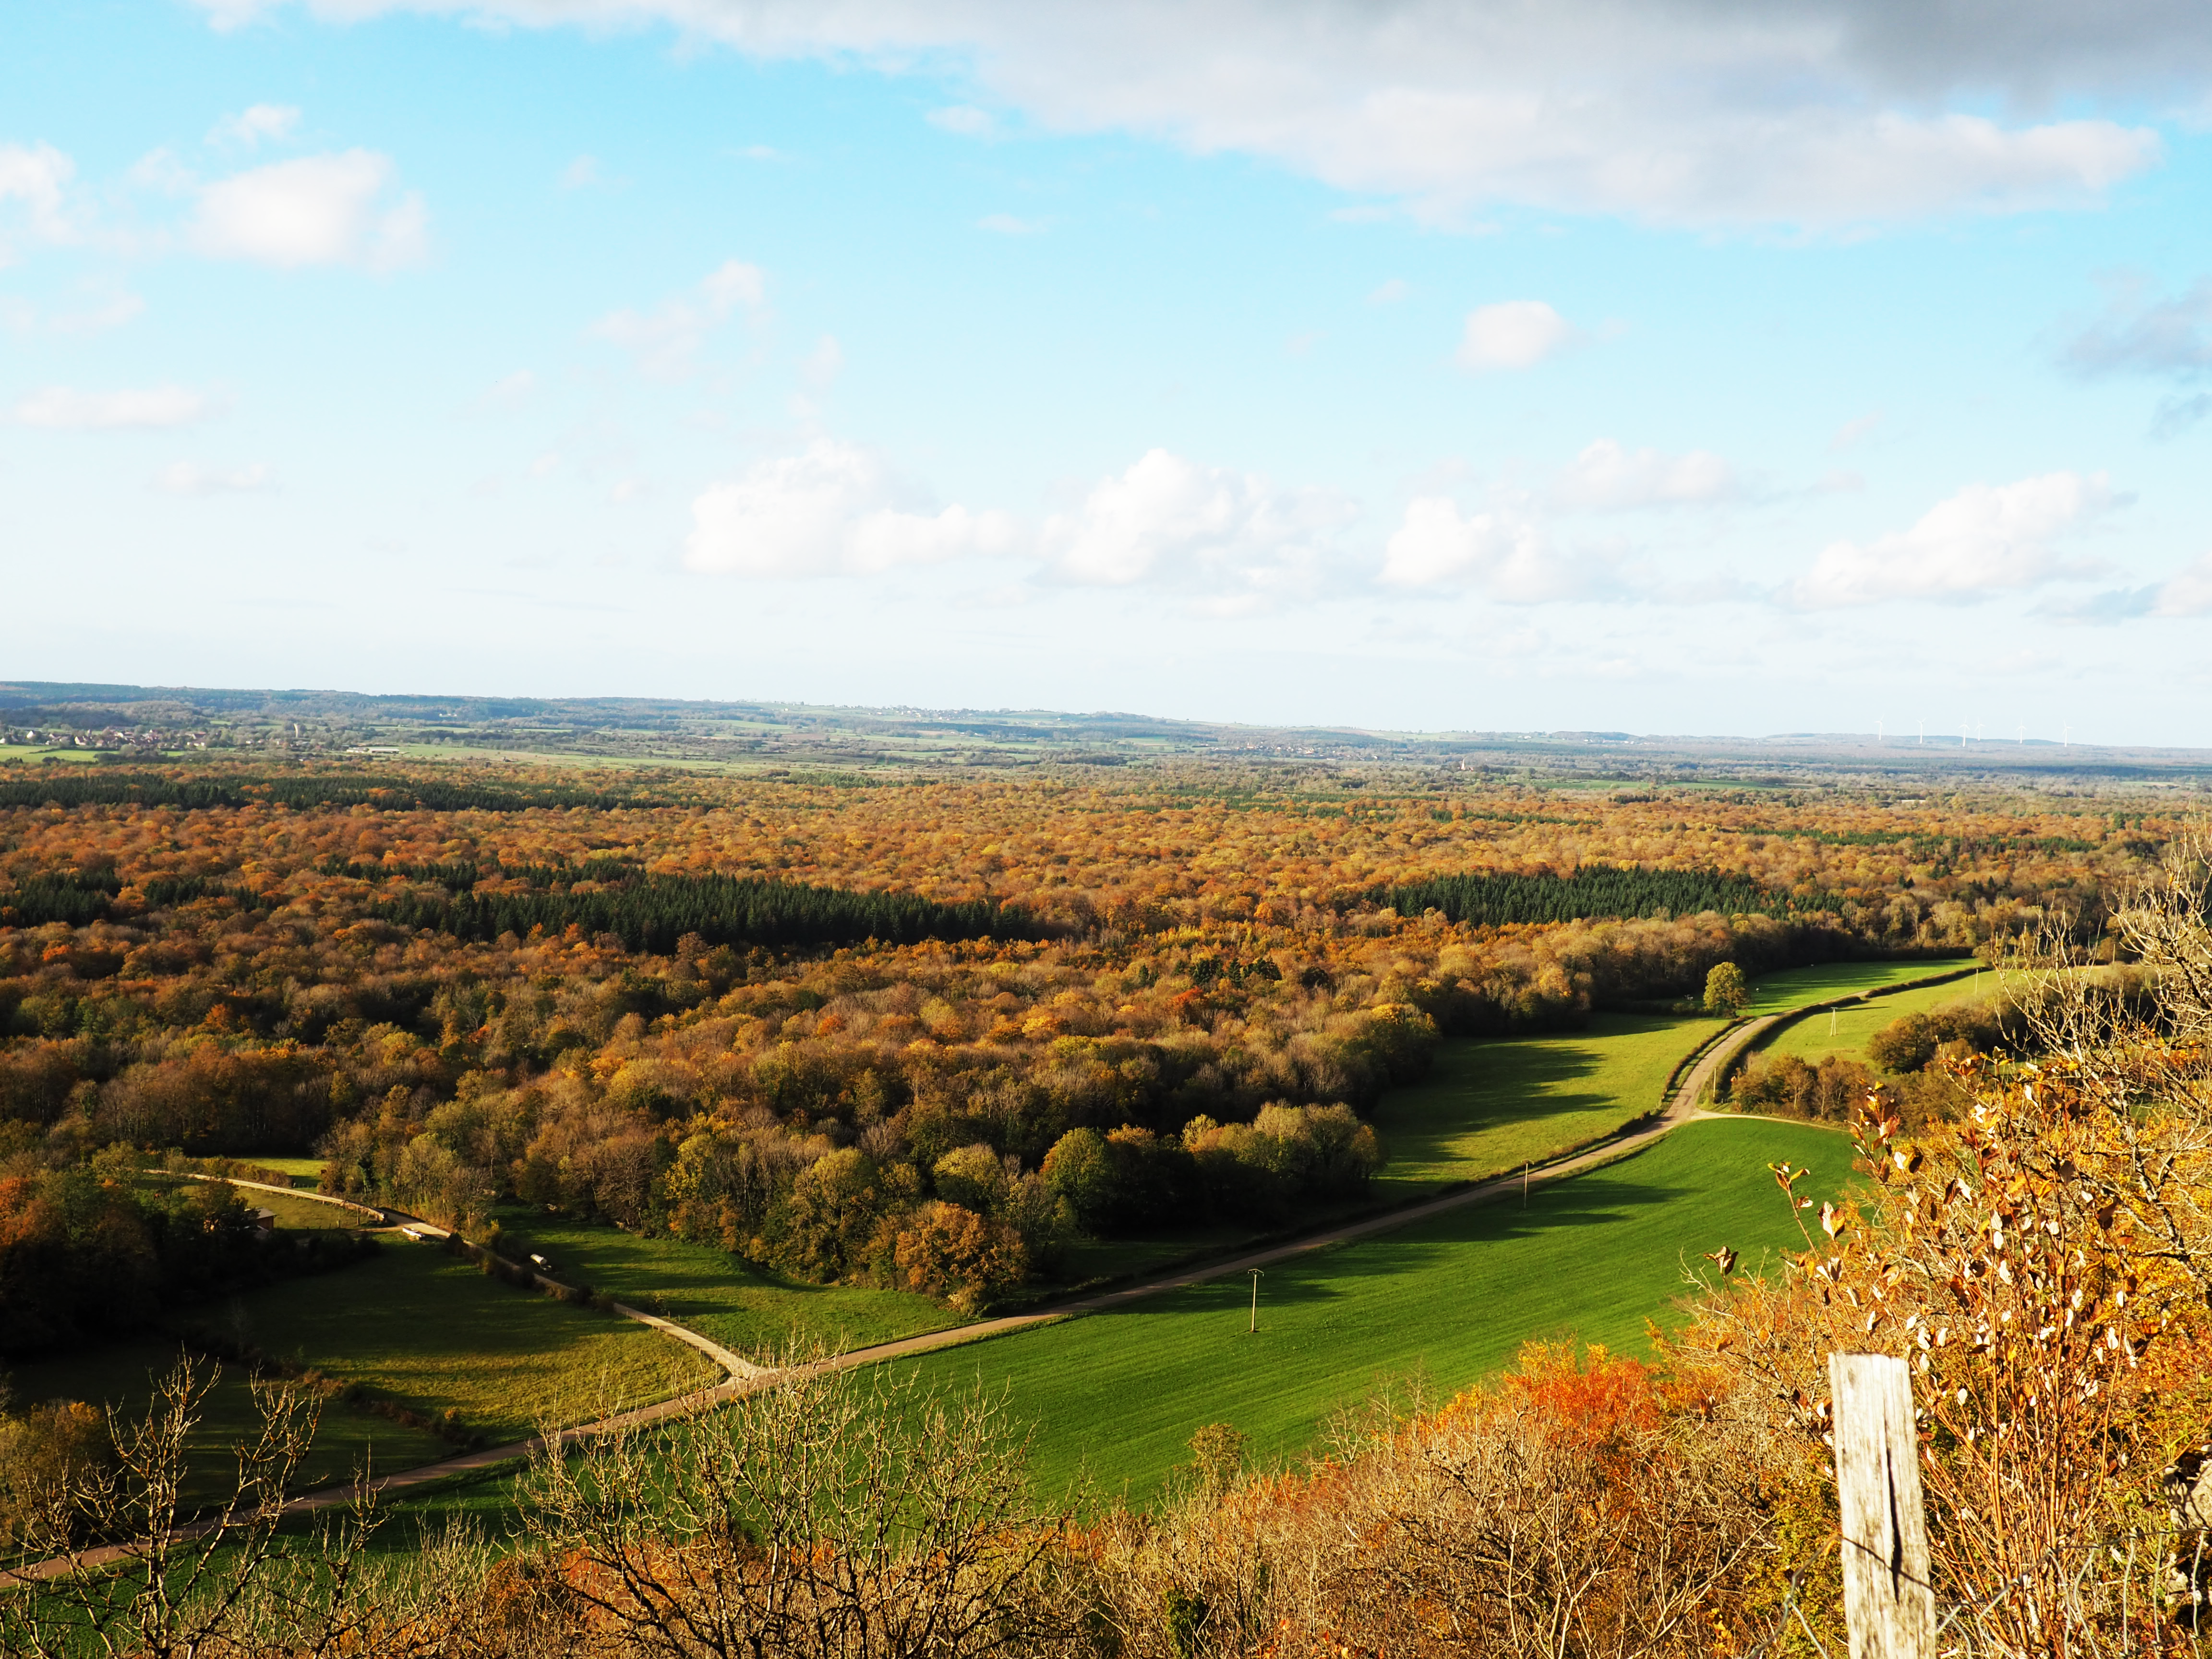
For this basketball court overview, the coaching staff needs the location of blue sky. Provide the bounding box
[5,1,2212,742]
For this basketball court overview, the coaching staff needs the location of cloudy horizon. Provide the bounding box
[4,2,2212,743]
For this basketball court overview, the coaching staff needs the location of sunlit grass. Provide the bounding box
[894,1117,1844,1508]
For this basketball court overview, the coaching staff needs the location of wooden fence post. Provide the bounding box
[1829,1353,1936,1659]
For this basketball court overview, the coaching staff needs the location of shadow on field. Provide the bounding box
[1089,1166,1696,1318]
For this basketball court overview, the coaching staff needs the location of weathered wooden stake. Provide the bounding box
[1829,1353,1936,1659]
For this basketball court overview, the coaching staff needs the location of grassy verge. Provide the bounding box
[893,1116,1844,1508]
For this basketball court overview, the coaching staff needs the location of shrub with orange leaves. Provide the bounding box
[1679,1055,2212,1654]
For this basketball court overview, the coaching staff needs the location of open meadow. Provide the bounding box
[1367,1012,1721,1196]
[1761,969,1996,1069]
[493,1212,959,1361]
[1739,956,1973,1015]
[4,1229,716,1506]
[896,1115,1844,1506]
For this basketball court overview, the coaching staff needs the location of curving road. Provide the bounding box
[5,964,1973,1581]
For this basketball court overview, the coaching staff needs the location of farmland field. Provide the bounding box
[895,1115,1844,1507]
[3,1340,452,1504]
[1741,957,1972,1015]
[240,1156,334,1184]
[5,1235,716,1499]
[1764,971,1996,1068]
[1368,1012,1722,1197]
[494,1213,960,1362]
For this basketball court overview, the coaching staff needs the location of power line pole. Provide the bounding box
[1247,1268,1263,1334]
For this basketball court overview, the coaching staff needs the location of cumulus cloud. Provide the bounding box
[1457,301,1576,372]
[14,385,211,429]
[153,460,270,494]
[1041,449,1354,604]
[185,0,2193,227]
[1551,438,1734,510]
[1379,498,1601,600]
[194,150,427,268]
[1792,472,2115,607]
[209,104,302,147]
[685,439,1019,577]
[592,257,765,378]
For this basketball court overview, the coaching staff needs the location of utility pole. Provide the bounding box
[1522,1161,1530,1206]
[1247,1268,1263,1334]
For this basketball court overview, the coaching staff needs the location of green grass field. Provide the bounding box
[1741,958,1972,1016]
[238,1156,333,1184]
[493,1213,958,1363]
[5,1236,716,1502]
[138,1176,377,1232]
[3,1341,452,1504]
[1764,972,1993,1068]
[0,748,105,766]
[222,1242,717,1435]
[1369,1012,1723,1197]
[896,1116,1843,1507]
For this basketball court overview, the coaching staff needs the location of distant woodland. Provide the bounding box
[0,759,2167,1320]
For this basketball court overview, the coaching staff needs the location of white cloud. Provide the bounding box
[1457,301,1576,372]
[186,1,2190,228]
[1380,497,1593,600]
[928,105,996,137]
[209,104,302,147]
[1042,448,1353,601]
[1,284,144,337]
[2152,552,2212,618]
[14,385,211,429]
[0,142,80,252]
[685,438,1018,577]
[560,154,603,189]
[1830,411,1884,451]
[802,334,844,387]
[153,460,270,494]
[1366,278,1409,304]
[194,150,427,268]
[1551,438,1734,510]
[484,369,537,406]
[2062,277,2212,379]
[977,212,1045,235]
[1792,472,2115,607]
[592,257,765,378]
